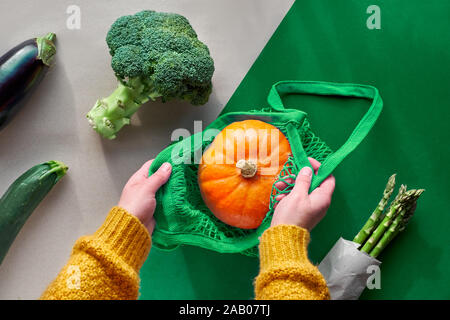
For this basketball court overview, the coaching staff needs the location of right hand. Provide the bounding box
[271,157,335,231]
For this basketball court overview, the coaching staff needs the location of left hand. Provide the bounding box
[118,160,172,234]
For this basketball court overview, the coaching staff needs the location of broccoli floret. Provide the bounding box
[87,10,214,139]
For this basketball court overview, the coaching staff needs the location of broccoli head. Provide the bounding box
[86,10,215,139]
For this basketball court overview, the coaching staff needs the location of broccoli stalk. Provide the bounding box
[87,77,156,139]
[86,10,214,139]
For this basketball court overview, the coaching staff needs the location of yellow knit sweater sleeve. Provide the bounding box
[254,224,330,300]
[40,206,151,300]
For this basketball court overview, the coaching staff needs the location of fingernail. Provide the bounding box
[300,166,312,177]
[161,162,172,172]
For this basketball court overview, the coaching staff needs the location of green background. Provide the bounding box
[140,0,450,299]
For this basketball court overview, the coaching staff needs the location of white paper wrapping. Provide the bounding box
[318,237,381,300]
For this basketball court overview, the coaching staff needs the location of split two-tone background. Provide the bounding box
[0,0,448,299]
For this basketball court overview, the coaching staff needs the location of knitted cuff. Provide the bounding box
[259,224,311,272]
[94,206,151,271]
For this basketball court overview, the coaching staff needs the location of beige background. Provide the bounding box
[0,0,294,299]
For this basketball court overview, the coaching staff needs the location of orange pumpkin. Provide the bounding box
[198,120,292,229]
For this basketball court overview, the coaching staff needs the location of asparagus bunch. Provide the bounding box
[353,175,424,258]
[353,174,397,245]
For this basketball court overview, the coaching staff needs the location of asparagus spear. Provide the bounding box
[353,174,396,245]
[360,186,409,254]
[369,189,424,258]
[393,184,407,203]
[398,190,423,230]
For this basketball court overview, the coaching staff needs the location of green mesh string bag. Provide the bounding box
[149,81,383,257]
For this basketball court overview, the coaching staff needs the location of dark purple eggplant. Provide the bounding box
[0,33,56,130]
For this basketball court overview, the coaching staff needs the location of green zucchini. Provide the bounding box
[0,160,68,264]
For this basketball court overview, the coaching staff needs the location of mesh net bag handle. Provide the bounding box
[267,80,383,191]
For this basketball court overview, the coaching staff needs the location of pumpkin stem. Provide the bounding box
[236,159,257,178]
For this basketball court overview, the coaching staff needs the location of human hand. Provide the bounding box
[271,157,335,231]
[118,160,172,234]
